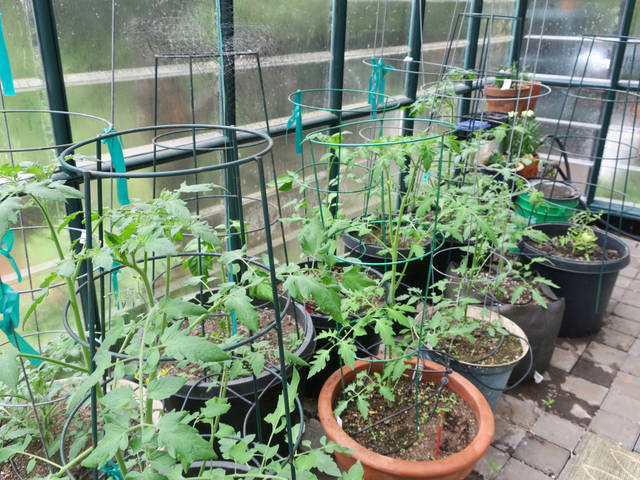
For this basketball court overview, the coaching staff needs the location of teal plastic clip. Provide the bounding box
[0,230,21,282]
[368,57,394,118]
[0,13,15,96]
[286,89,303,154]
[0,282,41,366]
[100,461,124,480]
[101,128,130,206]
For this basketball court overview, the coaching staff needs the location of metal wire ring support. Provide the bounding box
[57,124,302,472]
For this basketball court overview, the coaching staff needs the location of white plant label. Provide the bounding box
[501,79,512,90]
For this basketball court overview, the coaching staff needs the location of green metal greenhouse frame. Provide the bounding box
[30,0,640,218]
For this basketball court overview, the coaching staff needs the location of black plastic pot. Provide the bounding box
[495,285,565,381]
[297,261,383,397]
[519,222,630,337]
[163,298,315,443]
[340,231,434,295]
[187,461,249,477]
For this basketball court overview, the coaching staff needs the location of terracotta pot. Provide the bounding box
[317,358,494,480]
[517,156,539,178]
[484,81,542,113]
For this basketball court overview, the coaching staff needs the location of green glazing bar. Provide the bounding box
[31,0,100,335]
[327,0,347,217]
[460,0,483,117]
[587,3,637,204]
[509,0,528,66]
[399,0,426,205]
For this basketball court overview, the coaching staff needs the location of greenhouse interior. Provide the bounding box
[2,0,640,479]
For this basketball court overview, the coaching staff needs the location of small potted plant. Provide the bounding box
[519,211,630,337]
[483,110,543,178]
[484,64,543,114]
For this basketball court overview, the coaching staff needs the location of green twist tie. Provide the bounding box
[0,230,21,282]
[100,461,124,480]
[0,282,41,366]
[286,89,303,154]
[368,57,394,118]
[101,128,130,206]
[0,13,14,96]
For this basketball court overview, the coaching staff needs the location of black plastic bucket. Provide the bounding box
[519,222,630,337]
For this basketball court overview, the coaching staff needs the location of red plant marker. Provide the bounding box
[435,425,443,458]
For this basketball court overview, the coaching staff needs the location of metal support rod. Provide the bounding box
[509,0,529,66]
[587,0,637,204]
[398,0,426,202]
[327,0,347,217]
[31,0,98,331]
[216,0,244,253]
[460,0,483,116]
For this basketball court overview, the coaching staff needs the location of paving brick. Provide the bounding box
[620,354,638,375]
[614,303,640,322]
[561,375,608,406]
[589,409,640,449]
[492,416,526,453]
[611,372,640,400]
[616,276,633,289]
[620,267,638,280]
[513,434,570,475]
[496,458,550,480]
[601,391,640,421]
[571,357,616,387]
[471,446,509,480]
[595,326,635,351]
[622,289,640,307]
[532,411,585,451]
[607,315,640,336]
[301,418,324,450]
[630,339,640,357]
[550,347,579,372]
[495,394,541,429]
[557,337,590,356]
[584,342,628,370]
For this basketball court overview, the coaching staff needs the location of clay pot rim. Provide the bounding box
[317,357,494,478]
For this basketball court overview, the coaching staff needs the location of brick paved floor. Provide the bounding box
[469,236,640,479]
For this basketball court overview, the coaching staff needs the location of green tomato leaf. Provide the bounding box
[201,396,231,418]
[82,423,128,468]
[147,375,186,400]
[0,348,20,390]
[0,197,24,240]
[225,289,259,332]
[340,461,365,480]
[163,331,230,364]
[341,267,375,291]
[157,411,215,469]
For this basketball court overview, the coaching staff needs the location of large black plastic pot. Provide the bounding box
[519,222,630,337]
[163,298,315,443]
[341,230,435,295]
[494,286,565,381]
[297,261,383,397]
[421,306,530,410]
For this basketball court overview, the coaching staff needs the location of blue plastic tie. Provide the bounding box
[0,282,41,366]
[422,172,431,183]
[0,13,14,96]
[111,260,121,309]
[0,230,21,283]
[101,128,130,206]
[100,461,124,480]
[286,90,303,154]
[368,57,394,118]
